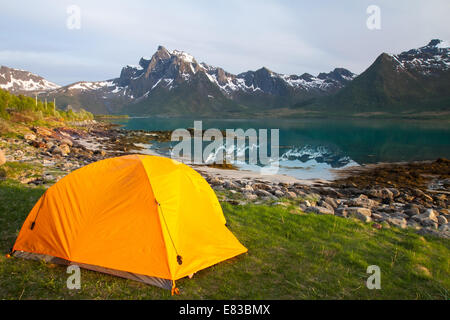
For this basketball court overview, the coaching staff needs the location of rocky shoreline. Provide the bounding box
[0,121,449,239]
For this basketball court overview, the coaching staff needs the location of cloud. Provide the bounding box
[0,0,449,84]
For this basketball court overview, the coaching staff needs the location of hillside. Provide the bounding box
[298,39,450,116]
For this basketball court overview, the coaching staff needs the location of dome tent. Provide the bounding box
[11,155,247,293]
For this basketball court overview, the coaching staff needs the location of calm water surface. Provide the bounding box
[112,117,450,180]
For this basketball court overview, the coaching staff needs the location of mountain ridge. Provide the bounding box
[1,39,448,117]
[299,39,450,115]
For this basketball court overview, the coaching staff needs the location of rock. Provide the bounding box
[407,220,422,230]
[323,196,339,209]
[244,193,258,201]
[43,173,55,182]
[412,188,433,202]
[346,194,379,209]
[274,190,285,198]
[285,191,297,199]
[420,219,438,229]
[437,215,448,225]
[94,149,106,157]
[31,140,46,149]
[59,144,71,156]
[255,189,277,199]
[0,149,5,166]
[422,209,439,223]
[418,227,449,239]
[223,180,238,189]
[302,200,312,207]
[371,212,384,221]
[253,183,272,192]
[368,188,394,200]
[305,206,334,215]
[241,185,254,193]
[387,217,407,229]
[294,189,307,197]
[388,188,400,198]
[404,207,420,217]
[32,127,54,137]
[335,207,348,217]
[24,133,36,141]
[45,141,55,149]
[210,177,223,186]
[318,200,335,212]
[51,146,63,156]
[60,138,73,147]
[346,207,372,223]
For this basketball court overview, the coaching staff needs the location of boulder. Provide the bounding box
[407,220,422,230]
[388,188,400,198]
[404,207,420,217]
[412,189,433,202]
[253,183,272,192]
[24,133,37,141]
[285,191,297,199]
[346,207,372,223]
[420,219,439,229]
[32,127,54,137]
[94,149,106,157]
[323,196,339,209]
[209,177,223,186]
[422,209,439,223]
[437,215,448,225]
[274,190,285,198]
[244,193,258,201]
[59,144,71,156]
[387,217,407,229]
[305,206,334,215]
[318,200,335,212]
[255,189,277,199]
[60,138,73,147]
[368,188,394,200]
[241,185,254,193]
[346,194,379,209]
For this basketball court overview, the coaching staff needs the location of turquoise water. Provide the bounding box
[112,117,450,180]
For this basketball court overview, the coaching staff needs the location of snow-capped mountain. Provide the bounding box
[313,39,450,114]
[3,39,448,116]
[0,66,60,92]
[389,39,449,75]
[115,46,355,99]
[41,45,356,115]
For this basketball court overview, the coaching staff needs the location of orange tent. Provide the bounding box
[11,155,247,292]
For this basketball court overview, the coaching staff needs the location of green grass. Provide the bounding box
[0,179,449,299]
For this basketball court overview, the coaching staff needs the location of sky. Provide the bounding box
[0,0,449,85]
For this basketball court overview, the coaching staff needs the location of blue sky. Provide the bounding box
[1,0,449,85]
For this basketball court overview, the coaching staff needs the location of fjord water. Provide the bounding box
[113,117,450,180]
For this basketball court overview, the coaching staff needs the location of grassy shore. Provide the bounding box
[0,175,448,299]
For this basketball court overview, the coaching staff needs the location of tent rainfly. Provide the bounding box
[10,155,247,294]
